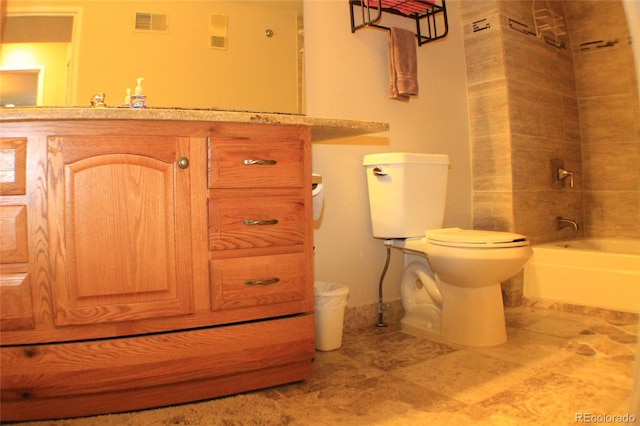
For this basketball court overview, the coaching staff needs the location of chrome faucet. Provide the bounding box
[557,167,574,188]
[557,216,578,231]
[90,92,106,108]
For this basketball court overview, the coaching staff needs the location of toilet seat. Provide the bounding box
[426,228,529,248]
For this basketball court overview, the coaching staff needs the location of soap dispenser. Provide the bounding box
[130,78,146,109]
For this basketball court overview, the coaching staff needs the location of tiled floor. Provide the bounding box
[19,305,639,425]
[270,305,638,425]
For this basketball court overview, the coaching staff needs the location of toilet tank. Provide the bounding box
[363,152,450,239]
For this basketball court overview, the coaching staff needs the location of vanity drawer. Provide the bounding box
[208,196,305,251]
[210,253,307,312]
[208,140,303,188]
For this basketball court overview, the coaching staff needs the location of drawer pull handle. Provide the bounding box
[243,219,279,226]
[242,159,278,166]
[245,278,280,286]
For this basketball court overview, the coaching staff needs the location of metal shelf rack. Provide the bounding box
[349,0,448,46]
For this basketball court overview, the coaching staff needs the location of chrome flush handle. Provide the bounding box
[372,167,387,177]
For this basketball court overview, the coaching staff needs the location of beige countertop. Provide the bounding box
[0,107,389,141]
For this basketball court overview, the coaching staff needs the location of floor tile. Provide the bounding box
[470,326,572,369]
[340,330,457,371]
[479,371,633,424]
[392,349,539,405]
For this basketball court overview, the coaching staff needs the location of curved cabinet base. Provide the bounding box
[1,315,315,422]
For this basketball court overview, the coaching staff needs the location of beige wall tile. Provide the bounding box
[472,134,512,192]
[468,80,510,138]
[464,19,505,86]
[583,142,639,191]
[503,28,575,96]
[513,190,584,244]
[573,45,636,98]
[563,0,630,44]
[584,191,640,238]
[511,134,581,192]
[508,82,565,140]
[562,95,581,143]
[472,191,514,231]
[501,0,537,28]
[580,94,637,144]
[459,0,500,24]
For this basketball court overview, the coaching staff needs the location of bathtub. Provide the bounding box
[523,239,640,314]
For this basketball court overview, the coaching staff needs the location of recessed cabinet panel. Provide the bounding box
[0,205,29,264]
[208,196,305,250]
[210,253,307,312]
[0,138,27,195]
[48,135,194,326]
[0,273,34,331]
[208,139,303,188]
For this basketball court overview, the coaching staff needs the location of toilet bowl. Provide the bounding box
[363,153,533,347]
[399,228,532,346]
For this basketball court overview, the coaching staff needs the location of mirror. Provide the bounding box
[0,0,305,114]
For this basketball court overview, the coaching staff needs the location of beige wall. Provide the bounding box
[304,1,472,307]
[1,42,69,104]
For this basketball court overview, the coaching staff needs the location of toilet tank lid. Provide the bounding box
[363,152,450,166]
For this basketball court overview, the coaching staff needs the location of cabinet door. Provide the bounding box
[48,135,193,326]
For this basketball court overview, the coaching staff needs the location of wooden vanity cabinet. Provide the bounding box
[0,120,315,422]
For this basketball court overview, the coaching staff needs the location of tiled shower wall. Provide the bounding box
[564,1,639,239]
[461,0,638,305]
[463,0,582,243]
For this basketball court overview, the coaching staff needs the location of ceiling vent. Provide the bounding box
[134,12,168,33]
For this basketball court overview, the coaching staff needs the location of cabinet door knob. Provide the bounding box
[178,157,189,169]
[244,278,280,286]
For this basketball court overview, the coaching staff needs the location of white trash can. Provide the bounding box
[314,281,349,351]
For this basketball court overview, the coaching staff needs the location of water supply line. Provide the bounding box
[376,239,393,327]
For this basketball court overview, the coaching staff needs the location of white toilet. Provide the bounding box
[363,152,533,346]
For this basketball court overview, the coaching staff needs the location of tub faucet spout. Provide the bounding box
[557,216,579,231]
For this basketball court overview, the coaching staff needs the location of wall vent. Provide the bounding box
[209,15,228,49]
[135,13,168,33]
